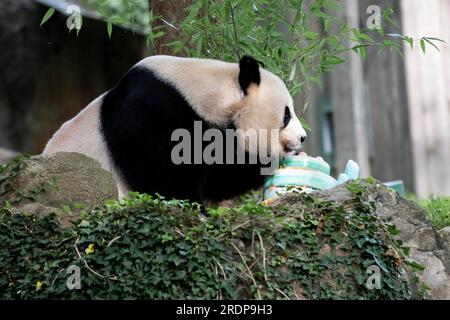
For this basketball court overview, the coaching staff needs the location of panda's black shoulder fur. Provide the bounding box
[100,65,265,204]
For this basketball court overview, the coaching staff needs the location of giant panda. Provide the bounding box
[43,55,307,206]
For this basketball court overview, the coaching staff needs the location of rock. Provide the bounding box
[11,202,77,229]
[274,180,450,300]
[12,202,58,216]
[370,189,450,300]
[1,152,118,209]
[438,227,450,244]
[410,251,450,299]
[378,188,449,300]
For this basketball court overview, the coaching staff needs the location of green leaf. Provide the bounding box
[173,270,187,280]
[358,46,366,61]
[358,32,373,43]
[76,15,83,36]
[180,1,202,27]
[420,39,426,53]
[325,55,346,66]
[40,8,55,27]
[107,21,113,39]
[407,260,425,272]
[405,36,413,49]
[424,38,440,52]
[352,44,370,51]
[153,31,165,39]
[288,64,297,82]
[425,37,445,43]
[387,224,400,236]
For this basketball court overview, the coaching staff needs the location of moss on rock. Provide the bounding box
[0,152,117,209]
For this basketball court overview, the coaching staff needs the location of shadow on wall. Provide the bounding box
[0,0,148,155]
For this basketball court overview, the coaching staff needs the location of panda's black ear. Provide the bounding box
[238,56,261,94]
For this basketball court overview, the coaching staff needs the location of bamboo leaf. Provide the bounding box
[107,21,113,39]
[420,39,426,53]
[424,38,440,51]
[289,64,297,82]
[425,37,445,43]
[359,46,366,61]
[40,8,55,27]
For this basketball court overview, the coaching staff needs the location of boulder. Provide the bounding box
[0,152,118,209]
[272,180,450,300]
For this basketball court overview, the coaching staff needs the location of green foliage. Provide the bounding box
[419,197,450,229]
[0,182,423,299]
[40,1,444,98]
[0,155,31,203]
[86,0,150,34]
[168,1,445,97]
[406,194,450,229]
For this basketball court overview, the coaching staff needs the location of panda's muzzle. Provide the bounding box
[284,144,302,155]
[284,134,306,154]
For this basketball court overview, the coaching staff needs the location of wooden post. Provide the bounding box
[401,0,450,197]
[359,0,415,192]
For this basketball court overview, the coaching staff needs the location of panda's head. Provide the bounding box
[232,56,307,158]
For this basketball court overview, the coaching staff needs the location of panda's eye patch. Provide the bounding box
[282,106,291,128]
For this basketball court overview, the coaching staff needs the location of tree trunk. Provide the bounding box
[149,0,195,55]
